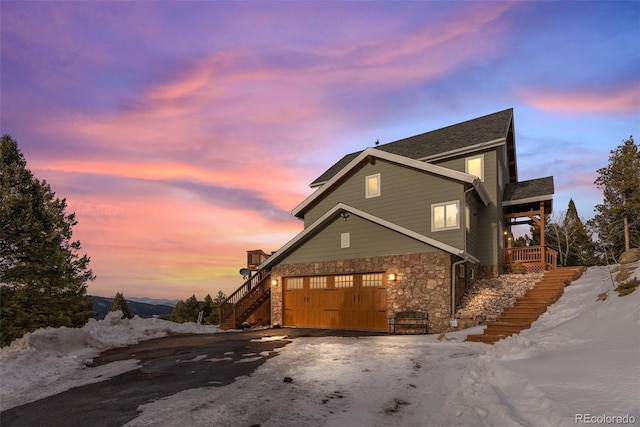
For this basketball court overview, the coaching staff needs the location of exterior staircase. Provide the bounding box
[219,268,271,330]
[466,267,585,344]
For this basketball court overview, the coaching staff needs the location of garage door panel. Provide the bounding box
[282,273,387,331]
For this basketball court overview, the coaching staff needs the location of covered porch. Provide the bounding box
[502,177,557,273]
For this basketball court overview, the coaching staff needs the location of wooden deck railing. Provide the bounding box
[219,268,271,328]
[247,250,270,270]
[504,246,558,273]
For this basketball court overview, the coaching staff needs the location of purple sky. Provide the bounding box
[1,1,638,300]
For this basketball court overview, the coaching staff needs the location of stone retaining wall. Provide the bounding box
[271,252,471,333]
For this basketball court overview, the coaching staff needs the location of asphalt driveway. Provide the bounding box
[0,328,384,427]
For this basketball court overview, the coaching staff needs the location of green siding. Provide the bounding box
[465,193,481,258]
[281,214,440,265]
[434,149,501,267]
[303,160,466,251]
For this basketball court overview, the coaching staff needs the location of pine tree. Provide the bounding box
[169,294,201,323]
[110,292,132,319]
[169,300,187,323]
[547,199,598,267]
[203,294,214,323]
[589,137,640,261]
[1,135,95,346]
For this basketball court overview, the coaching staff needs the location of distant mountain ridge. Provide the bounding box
[91,296,175,320]
[125,297,179,307]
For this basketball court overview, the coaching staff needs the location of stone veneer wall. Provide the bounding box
[479,264,500,279]
[270,252,458,333]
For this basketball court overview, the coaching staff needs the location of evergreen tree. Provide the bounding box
[110,292,132,319]
[169,300,187,323]
[547,199,599,267]
[169,294,201,323]
[589,136,640,261]
[202,290,227,324]
[1,135,95,346]
[203,294,214,323]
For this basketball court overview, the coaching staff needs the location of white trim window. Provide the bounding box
[465,204,471,232]
[365,173,381,198]
[465,155,484,181]
[432,201,460,231]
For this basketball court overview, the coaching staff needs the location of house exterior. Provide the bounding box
[220,109,556,333]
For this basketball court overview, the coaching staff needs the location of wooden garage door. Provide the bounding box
[283,273,387,330]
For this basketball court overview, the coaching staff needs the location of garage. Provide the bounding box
[283,273,387,330]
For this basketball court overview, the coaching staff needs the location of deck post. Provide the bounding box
[539,202,546,271]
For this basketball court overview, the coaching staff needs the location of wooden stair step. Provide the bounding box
[501,306,546,314]
[498,314,541,322]
[485,325,530,334]
[486,322,532,330]
[516,297,556,304]
[466,333,510,344]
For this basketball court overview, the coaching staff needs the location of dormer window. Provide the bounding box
[365,173,381,198]
[466,155,484,181]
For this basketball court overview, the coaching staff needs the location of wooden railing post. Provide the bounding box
[219,268,271,328]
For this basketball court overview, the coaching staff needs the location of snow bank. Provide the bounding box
[0,312,221,410]
[2,265,639,426]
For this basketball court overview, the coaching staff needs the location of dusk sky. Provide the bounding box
[1,1,638,300]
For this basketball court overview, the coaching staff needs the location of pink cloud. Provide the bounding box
[8,1,521,300]
[519,84,640,115]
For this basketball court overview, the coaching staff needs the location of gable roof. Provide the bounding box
[311,108,514,187]
[261,202,480,270]
[292,147,492,218]
[502,176,554,214]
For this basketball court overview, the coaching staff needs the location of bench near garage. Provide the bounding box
[388,310,429,334]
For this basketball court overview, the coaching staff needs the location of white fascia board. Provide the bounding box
[262,202,478,270]
[502,194,554,206]
[260,204,345,270]
[293,148,491,217]
[417,138,506,162]
[310,138,507,189]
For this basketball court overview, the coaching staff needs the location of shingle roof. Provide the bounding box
[502,176,554,202]
[311,108,514,187]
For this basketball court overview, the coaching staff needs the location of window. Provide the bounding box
[365,174,380,198]
[285,277,303,290]
[465,204,471,232]
[466,155,484,181]
[341,232,350,248]
[310,276,327,289]
[432,201,459,231]
[334,275,353,288]
[362,273,383,287]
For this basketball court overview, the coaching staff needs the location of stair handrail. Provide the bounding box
[219,268,270,324]
[232,274,271,326]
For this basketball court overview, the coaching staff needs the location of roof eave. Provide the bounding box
[417,137,506,162]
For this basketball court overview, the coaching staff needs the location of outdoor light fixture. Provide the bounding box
[387,273,396,282]
[341,211,350,221]
[271,278,278,286]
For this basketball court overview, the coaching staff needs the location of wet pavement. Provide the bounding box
[0,327,385,427]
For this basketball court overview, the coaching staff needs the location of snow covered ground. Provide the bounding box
[2,265,639,426]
